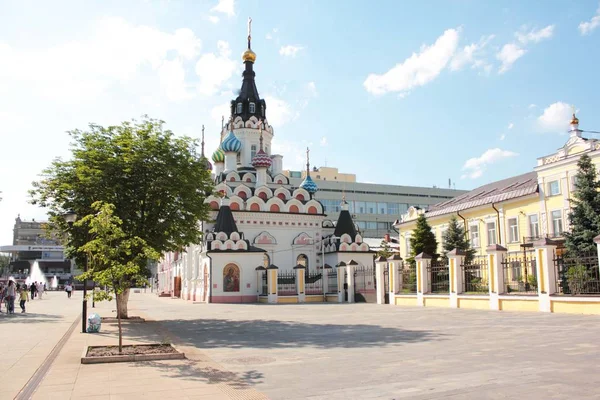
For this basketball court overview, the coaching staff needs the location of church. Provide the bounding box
[156,20,375,303]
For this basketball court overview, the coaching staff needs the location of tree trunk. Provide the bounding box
[116,289,130,319]
[116,296,123,354]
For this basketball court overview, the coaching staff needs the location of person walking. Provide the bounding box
[65,283,72,299]
[30,282,37,300]
[19,287,29,313]
[5,280,16,314]
[0,283,4,313]
[37,282,43,300]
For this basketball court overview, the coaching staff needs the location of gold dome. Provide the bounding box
[242,48,256,63]
[570,113,579,125]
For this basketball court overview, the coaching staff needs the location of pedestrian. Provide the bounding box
[5,280,16,314]
[0,283,5,313]
[37,282,43,300]
[30,282,37,300]
[19,287,29,313]
[65,283,72,299]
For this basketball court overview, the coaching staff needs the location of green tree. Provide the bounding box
[77,202,159,353]
[377,240,394,259]
[30,116,213,317]
[409,214,438,262]
[441,216,475,262]
[565,154,600,255]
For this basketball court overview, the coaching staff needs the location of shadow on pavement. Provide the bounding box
[154,318,444,349]
[0,312,66,323]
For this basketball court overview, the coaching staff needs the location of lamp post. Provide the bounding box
[63,211,88,334]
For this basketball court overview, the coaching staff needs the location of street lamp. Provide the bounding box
[63,210,88,334]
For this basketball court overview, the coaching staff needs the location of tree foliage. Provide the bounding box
[441,216,475,262]
[565,154,600,255]
[30,116,214,316]
[377,240,394,259]
[409,214,438,261]
[77,202,159,353]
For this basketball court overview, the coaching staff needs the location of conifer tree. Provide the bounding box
[409,214,438,260]
[565,154,600,255]
[377,239,393,259]
[442,216,475,262]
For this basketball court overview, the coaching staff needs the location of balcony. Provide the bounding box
[521,233,565,247]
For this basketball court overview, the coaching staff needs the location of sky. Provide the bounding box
[1,0,600,245]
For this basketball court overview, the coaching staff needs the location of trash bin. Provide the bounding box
[87,313,101,333]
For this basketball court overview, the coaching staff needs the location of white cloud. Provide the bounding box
[364,28,460,95]
[307,81,318,97]
[279,45,304,57]
[579,6,600,35]
[516,25,555,44]
[210,102,231,127]
[208,16,220,24]
[211,0,234,17]
[266,28,278,40]
[496,43,526,74]
[450,34,495,72]
[264,96,294,127]
[320,136,328,147]
[271,138,309,170]
[158,59,194,101]
[508,122,514,129]
[528,103,537,109]
[461,148,519,179]
[499,134,506,141]
[0,17,202,103]
[195,40,237,95]
[538,101,573,132]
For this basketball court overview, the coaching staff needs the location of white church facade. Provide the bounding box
[156,21,375,303]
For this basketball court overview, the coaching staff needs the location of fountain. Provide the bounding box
[51,276,59,290]
[26,261,49,288]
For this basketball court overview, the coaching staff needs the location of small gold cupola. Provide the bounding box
[242,17,256,63]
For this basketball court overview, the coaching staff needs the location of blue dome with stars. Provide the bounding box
[300,175,318,194]
[221,130,242,153]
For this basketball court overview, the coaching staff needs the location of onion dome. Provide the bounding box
[570,113,579,125]
[252,149,271,169]
[212,148,225,163]
[201,156,213,171]
[242,48,256,63]
[221,130,242,153]
[300,175,318,194]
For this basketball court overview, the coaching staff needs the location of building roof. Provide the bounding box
[214,204,239,234]
[334,209,358,239]
[424,171,538,218]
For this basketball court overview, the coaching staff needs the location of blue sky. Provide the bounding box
[1,0,600,245]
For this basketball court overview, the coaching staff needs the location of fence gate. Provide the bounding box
[354,265,376,303]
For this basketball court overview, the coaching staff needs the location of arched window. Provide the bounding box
[297,254,308,274]
[223,264,240,292]
[236,103,242,114]
[249,102,256,113]
[251,144,257,160]
[263,253,270,268]
[261,104,265,116]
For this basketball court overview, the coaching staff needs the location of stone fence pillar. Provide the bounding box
[415,253,432,307]
[337,262,347,303]
[255,266,266,298]
[322,265,331,296]
[388,254,402,304]
[375,256,387,305]
[347,261,357,304]
[486,245,507,311]
[533,238,558,312]
[294,265,306,303]
[448,249,466,308]
[267,264,278,304]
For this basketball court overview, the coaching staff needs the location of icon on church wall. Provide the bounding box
[223,264,240,292]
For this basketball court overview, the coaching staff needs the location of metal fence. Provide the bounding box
[554,250,600,295]
[397,262,417,294]
[327,269,338,293]
[428,259,449,293]
[305,271,323,295]
[461,256,489,294]
[261,271,268,296]
[277,270,297,296]
[502,252,538,294]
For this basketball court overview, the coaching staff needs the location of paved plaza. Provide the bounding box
[3,292,600,399]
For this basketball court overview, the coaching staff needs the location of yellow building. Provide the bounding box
[283,166,356,183]
[396,113,600,258]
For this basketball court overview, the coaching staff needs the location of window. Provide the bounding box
[551,210,563,236]
[251,144,257,160]
[508,218,519,243]
[356,221,366,230]
[405,234,412,256]
[290,171,301,178]
[387,203,399,215]
[366,202,376,214]
[378,222,388,230]
[398,203,409,215]
[355,201,366,214]
[528,214,539,239]
[470,225,480,248]
[261,104,265,116]
[378,202,387,215]
[236,103,242,114]
[571,175,578,192]
[249,102,255,113]
[348,201,354,213]
[547,180,560,196]
[440,229,448,248]
[366,221,377,230]
[486,222,497,246]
